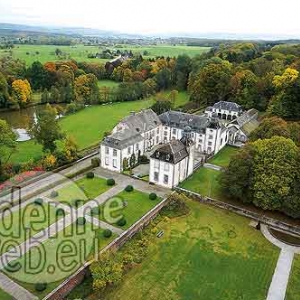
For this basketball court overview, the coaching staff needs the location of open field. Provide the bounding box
[0,202,61,255]
[97,80,119,89]
[208,146,239,168]
[0,44,209,65]
[9,91,189,163]
[55,176,111,207]
[2,221,115,299]
[99,200,279,300]
[97,190,161,229]
[180,167,223,199]
[286,255,300,300]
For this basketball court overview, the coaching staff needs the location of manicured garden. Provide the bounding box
[180,167,223,199]
[208,145,239,168]
[94,189,161,229]
[286,255,300,300]
[99,200,279,300]
[0,202,61,254]
[54,176,111,207]
[2,220,115,298]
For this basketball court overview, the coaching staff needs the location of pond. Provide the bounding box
[0,104,66,141]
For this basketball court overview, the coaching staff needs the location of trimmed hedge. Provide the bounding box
[50,190,59,198]
[73,199,83,208]
[34,198,43,206]
[5,262,21,273]
[107,178,115,186]
[124,185,134,192]
[103,229,112,238]
[91,157,101,167]
[35,282,47,292]
[86,171,95,179]
[149,193,157,200]
[117,217,127,227]
[76,217,86,225]
[56,208,65,216]
[91,206,100,215]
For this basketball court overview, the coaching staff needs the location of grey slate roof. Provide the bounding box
[212,101,242,112]
[159,111,222,133]
[120,109,161,133]
[102,129,143,150]
[151,140,189,164]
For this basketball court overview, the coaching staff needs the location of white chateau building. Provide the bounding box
[100,101,259,188]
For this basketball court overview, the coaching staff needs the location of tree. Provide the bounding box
[0,120,16,180]
[90,252,123,292]
[74,74,99,104]
[189,61,232,106]
[12,79,32,106]
[30,104,64,152]
[174,54,192,90]
[129,153,136,169]
[0,72,10,108]
[41,89,49,104]
[27,61,47,90]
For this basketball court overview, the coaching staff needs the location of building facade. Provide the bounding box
[205,101,243,120]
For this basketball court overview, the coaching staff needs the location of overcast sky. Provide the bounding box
[0,0,299,37]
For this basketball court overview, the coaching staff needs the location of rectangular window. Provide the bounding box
[127,147,131,155]
[208,141,212,146]
[154,160,159,168]
[154,172,159,181]
[136,143,139,151]
[157,128,159,134]
[172,128,176,135]
[164,175,169,184]
[164,163,169,171]
[209,135,213,139]
[113,149,117,156]
[105,147,109,155]
[156,136,159,144]
[105,157,109,165]
[221,139,223,145]
[113,159,117,168]
[164,131,168,136]
[199,139,203,144]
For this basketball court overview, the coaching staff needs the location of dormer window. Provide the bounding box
[166,154,170,161]
[156,151,160,158]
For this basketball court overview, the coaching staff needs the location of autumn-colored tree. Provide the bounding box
[74,73,99,104]
[12,79,32,106]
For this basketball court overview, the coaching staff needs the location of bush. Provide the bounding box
[107,178,115,186]
[117,217,127,227]
[91,157,101,167]
[124,185,134,192]
[56,208,65,216]
[91,206,100,215]
[73,199,83,208]
[103,229,112,238]
[76,217,86,226]
[34,198,43,205]
[50,190,58,198]
[35,282,47,292]
[139,155,150,164]
[149,193,157,200]
[86,171,95,179]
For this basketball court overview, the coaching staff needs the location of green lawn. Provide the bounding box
[286,255,300,300]
[55,176,110,207]
[100,200,279,300]
[0,44,209,66]
[2,221,115,299]
[208,146,239,168]
[0,289,13,300]
[0,202,61,255]
[97,80,119,89]
[180,167,223,199]
[96,190,161,229]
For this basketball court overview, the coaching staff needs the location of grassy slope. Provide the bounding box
[286,255,300,300]
[2,221,115,299]
[0,44,209,65]
[0,202,60,254]
[208,146,239,168]
[0,289,13,300]
[98,190,161,229]
[180,168,223,199]
[55,177,111,206]
[100,200,279,300]
[97,80,119,88]
[10,91,189,163]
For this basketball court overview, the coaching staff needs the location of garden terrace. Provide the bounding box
[208,145,239,168]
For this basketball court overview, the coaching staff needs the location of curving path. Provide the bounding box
[261,224,300,300]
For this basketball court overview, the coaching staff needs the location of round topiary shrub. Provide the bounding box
[34,198,43,206]
[124,185,134,192]
[35,282,47,292]
[56,208,65,217]
[73,199,83,208]
[117,217,127,227]
[50,190,58,198]
[107,178,115,186]
[76,217,86,226]
[103,229,112,238]
[86,171,95,179]
[91,157,101,167]
[91,206,100,215]
[149,193,157,200]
